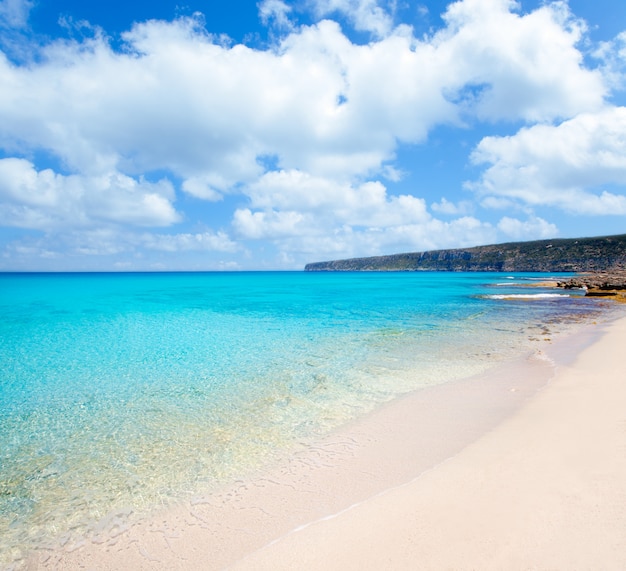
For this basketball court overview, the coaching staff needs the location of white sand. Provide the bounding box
[35,316,626,570]
[232,316,626,570]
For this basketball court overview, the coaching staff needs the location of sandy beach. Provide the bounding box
[35,314,626,570]
[233,314,626,571]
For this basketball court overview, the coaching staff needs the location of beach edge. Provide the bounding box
[231,314,626,570]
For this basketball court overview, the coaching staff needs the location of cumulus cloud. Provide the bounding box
[435,0,605,122]
[0,0,601,186]
[243,170,429,226]
[258,214,498,261]
[0,0,622,268]
[497,216,558,240]
[233,170,499,261]
[469,106,626,215]
[233,208,307,240]
[248,218,473,260]
[0,158,180,229]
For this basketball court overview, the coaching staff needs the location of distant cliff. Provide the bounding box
[304,234,626,272]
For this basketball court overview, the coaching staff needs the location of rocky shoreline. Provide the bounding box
[557,269,626,301]
[305,234,626,273]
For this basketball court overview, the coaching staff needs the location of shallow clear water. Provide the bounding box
[0,271,611,566]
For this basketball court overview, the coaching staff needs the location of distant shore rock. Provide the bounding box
[305,234,626,274]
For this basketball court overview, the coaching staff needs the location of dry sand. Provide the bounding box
[36,315,626,570]
[233,315,626,571]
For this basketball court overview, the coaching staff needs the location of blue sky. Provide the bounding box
[0,0,625,270]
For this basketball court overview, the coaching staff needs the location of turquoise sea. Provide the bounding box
[0,271,612,567]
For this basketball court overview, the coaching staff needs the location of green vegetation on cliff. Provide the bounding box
[304,234,626,272]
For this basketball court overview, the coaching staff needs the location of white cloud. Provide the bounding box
[259,214,498,262]
[594,31,626,92]
[0,0,621,268]
[0,1,605,190]
[244,170,430,228]
[233,170,498,262]
[181,177,224,201]
[0,227,241,271]
[431,197,473,215]
[233,208,307,240]
[0,0,33,28]
[497,216,558,240]
[258,0,294,31]
[435,0,605,122]
[470,106,626,214]
[0,158,180,229]
[140,231,239,252]
[309,0,395,38]
[0,0,603,190]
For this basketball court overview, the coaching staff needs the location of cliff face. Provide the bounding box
[304,234,626,272]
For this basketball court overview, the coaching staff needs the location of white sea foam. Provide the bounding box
[485,293,570,300]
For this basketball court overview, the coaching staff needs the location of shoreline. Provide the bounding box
[232,313,626,570]
[31,310,625,570]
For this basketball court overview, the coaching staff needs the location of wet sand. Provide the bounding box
[233,315,626,570]
[34,316,626,570]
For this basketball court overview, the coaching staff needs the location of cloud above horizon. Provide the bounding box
[470,106,626,215]
[0,0,625,270]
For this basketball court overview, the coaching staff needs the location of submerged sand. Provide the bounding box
[34,315,626,570]
[234,315,626,570]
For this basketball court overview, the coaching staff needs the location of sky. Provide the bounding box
[0,0,625,270]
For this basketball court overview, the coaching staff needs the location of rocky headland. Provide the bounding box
[305,233,626,301]
[305,234,626,273]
